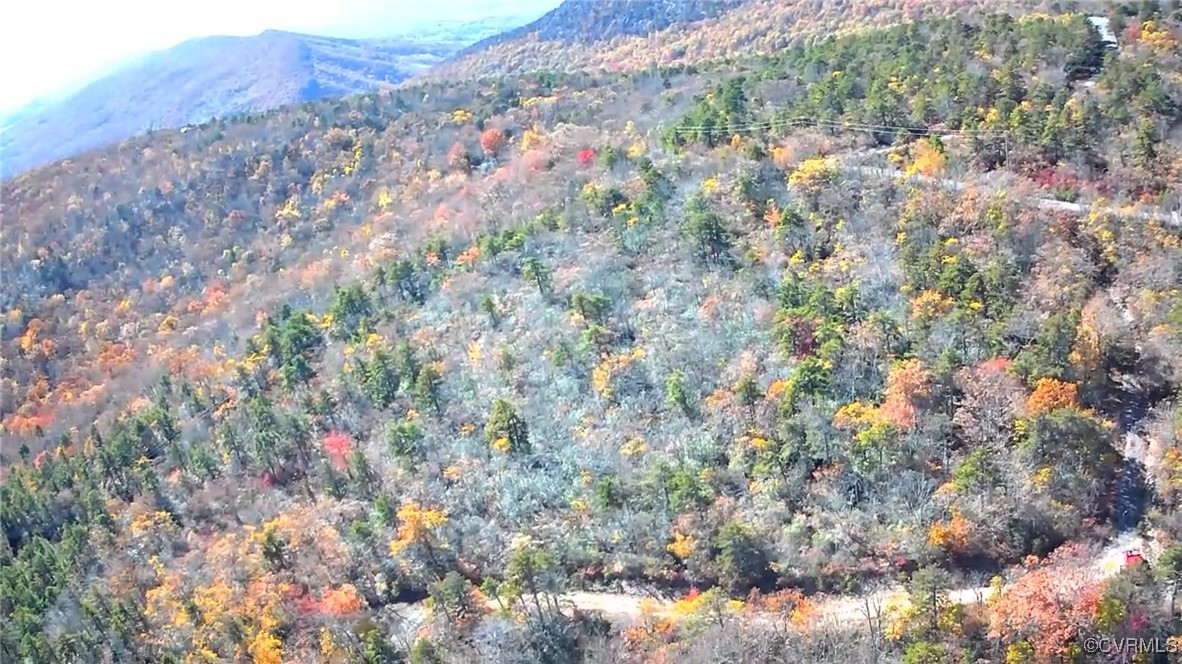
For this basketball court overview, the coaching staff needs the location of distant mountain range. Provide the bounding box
[0,11,551,178]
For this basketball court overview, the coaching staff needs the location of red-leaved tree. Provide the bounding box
[322,431,352,470]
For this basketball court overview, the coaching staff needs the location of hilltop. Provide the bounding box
[1,2,1181,663]
[463,0,746,49]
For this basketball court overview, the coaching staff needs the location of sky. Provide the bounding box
[0,0,556,114]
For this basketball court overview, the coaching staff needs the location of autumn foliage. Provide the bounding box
[322,431,353,469]
[987,544,1102,662]
[880,358,932,429]
[1026,378,1079,415]
[927,508,972,553]
[318,584,364,616]
[389,501,448,554]
[479,127,505,156]
[3,4,1181,663]
[833,359,931,431]
[905,139,948,177]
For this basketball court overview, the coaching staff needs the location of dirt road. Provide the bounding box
[387,530,1146,642]
[486,532,1143,627]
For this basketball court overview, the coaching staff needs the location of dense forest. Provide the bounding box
[431,0,1058,82]
[2,3,1182,663]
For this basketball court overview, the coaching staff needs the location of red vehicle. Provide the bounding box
[1124,549,1145,566]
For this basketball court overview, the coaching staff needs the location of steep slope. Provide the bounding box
[2,29,468,177]
[426,0,1046,80]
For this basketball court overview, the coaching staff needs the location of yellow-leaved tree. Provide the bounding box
[390,501,447,554]
[906,139,947,177]
[787,156,837,194]
[250,630,283,664]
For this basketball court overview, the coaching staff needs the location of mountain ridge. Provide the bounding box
[1,25,505,178]
[458,0,747,52]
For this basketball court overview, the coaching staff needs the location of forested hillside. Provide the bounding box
[429,0,1054,81]
[2,3,1182,663]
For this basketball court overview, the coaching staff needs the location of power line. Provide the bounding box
[669,115,1011,138]
[671,115,1009,134]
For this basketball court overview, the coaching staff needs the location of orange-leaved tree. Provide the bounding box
[480,127,506,157]
[1026,378,1079,416]
[987,543,1100,662]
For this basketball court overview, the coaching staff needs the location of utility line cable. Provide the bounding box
[669,115,1011,137]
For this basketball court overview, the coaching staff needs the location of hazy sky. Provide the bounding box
[0,0,556,113]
